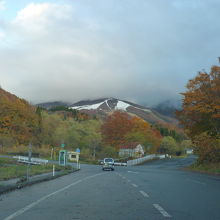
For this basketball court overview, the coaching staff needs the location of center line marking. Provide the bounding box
[153,204,171,218]
[186,178,206,186]
[139,190,149,197]
[132,183,138,187]
[128,171,139,174]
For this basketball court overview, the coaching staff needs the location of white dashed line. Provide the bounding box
[153,204,171,218]
[139,190,149,198]
[132,183,138,188]
[128,171,139,174]
[127,180,131,182]
[186,178,206,186]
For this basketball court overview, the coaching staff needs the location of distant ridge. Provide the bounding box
[36,97,179,126]
[36,101,69,109]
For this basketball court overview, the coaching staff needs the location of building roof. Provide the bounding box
[119,143,139,149]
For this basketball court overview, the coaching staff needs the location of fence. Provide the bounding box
[127,154,165,166]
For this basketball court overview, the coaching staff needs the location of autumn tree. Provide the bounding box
[101,111,134,147]
[101,111,162,152]
[176,65,220,162]
[0,88,39,145]
[158,136,177,155]
[126,117,162,152]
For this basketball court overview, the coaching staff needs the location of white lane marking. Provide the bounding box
[139,190,149,198]
[122,176,126,179]
[128,171,139,174]
[132,183,138,188]
[127,180,131,182]
[186,178,206,186]
[3,173,105,220]
[153,204,171,218]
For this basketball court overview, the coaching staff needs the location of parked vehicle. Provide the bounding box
[102,158,114,171]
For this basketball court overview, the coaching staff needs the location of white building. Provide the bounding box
[119,143,145,158]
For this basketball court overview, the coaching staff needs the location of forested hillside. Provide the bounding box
[0,88,39,146]
[0,88,188,160]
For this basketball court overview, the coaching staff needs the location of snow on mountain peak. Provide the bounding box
[69,98,131,111]
[70,100,106,110]
[115,100,130,111]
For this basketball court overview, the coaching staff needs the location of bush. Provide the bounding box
[193,133,220,164]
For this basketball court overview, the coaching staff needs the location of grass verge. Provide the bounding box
[171,154,188,159]
[0,158,72,181]
[186,162,220,175]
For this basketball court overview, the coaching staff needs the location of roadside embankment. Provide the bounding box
[185,162,220,176]
[0,157,79,195]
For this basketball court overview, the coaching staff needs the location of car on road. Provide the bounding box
[102,158,114,171]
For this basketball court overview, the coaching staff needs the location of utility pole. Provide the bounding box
[26,143,32,181]
[93,146,96,160]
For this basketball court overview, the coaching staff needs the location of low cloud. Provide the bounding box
[1,1,220,105]
[0,0,5,10]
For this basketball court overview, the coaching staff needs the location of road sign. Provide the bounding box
[61,143,65,148]
[76,148,80,153]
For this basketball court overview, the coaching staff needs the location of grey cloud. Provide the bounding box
[1,0,220,105]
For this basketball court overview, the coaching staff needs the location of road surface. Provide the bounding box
[1,156,220,220]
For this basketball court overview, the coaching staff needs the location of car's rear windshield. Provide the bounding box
[104,158,113,162]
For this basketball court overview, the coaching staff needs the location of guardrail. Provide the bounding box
[127,154,166,166]
[13,156,49,165]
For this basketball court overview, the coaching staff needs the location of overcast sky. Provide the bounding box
[0,0,220,106]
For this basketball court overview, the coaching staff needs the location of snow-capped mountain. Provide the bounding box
[70,98,151,112]
[36,98,178,126]
[69,98,178,125]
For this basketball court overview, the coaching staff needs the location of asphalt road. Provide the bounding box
[1,156,220,220]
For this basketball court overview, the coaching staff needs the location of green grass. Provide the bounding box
[188,162,220,175]
[0,158,72,181]
[172,154,188,159]
[80,159,99,165]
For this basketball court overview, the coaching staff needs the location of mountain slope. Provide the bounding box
[69,98,178,126]
[0,88,39,144]
[36,101,69,110]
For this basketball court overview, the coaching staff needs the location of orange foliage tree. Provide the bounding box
[126,117,162,152]
[101,111,134,147]
[0,88,39,145]
[101,111,162,152]
[176,65,220,163]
